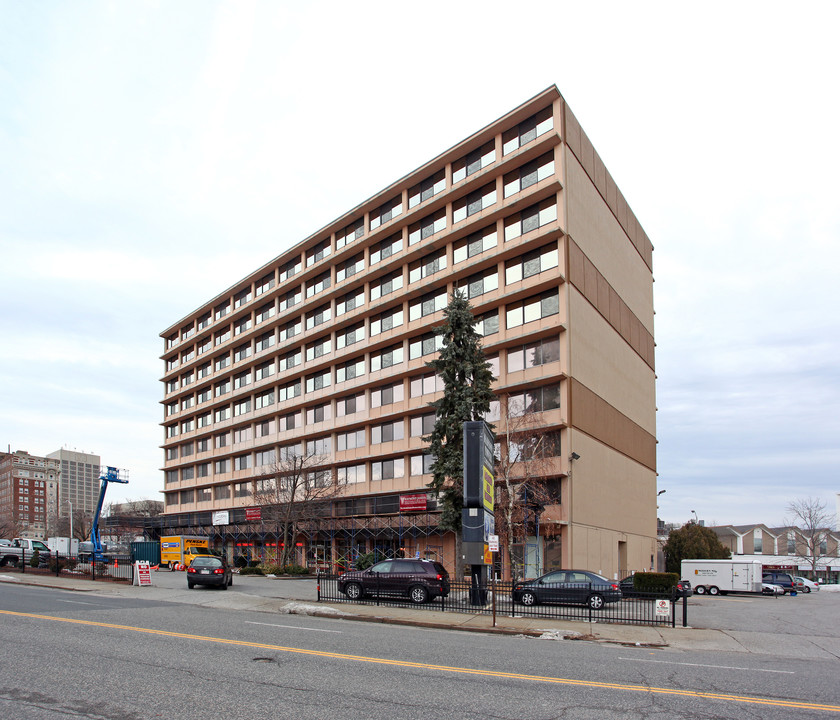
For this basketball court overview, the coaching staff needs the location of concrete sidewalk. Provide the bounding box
[0,572,796,656]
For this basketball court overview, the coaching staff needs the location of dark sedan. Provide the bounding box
[512,570,622,610]
[187,556,233,589]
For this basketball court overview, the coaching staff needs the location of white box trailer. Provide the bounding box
[47,537,79,556]
[681,559,764,595]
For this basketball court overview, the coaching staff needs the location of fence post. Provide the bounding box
[21,548,25,574]
[375,572,380,606]
[56,553,61,577]
[671,586,677,628]
[682,590,688,628]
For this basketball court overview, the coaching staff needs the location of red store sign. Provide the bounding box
[400,493,428,512]
[245,508,262,522]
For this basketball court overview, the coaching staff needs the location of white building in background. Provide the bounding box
[46,449,101,521]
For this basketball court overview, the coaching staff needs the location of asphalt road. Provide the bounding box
[1,582,839,719]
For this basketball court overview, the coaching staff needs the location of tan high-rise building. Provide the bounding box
[159,86,657,579]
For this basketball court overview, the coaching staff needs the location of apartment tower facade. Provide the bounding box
[159,86,657,579]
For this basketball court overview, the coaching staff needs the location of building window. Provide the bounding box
[459,269,498,300]
[409,332,443,360]
[166,379,179,393]
[255,419,276,437]
[371,420,404,445]
[254,330,274,353]
[214,328,231,346]
[278,319,301,342]
[452,141,495,184]
[215,303,230,320]
[410,413,435,437]
[234,425,253,443]
[337,464,366,484]
[453,226,498,265]
[197,338,211,356]
[306,436,332,456]
[408,209,446,246]
[234,481,251,497]
[336,218,364,249]
[306,271,331,298]
[255,390,274,410]
[504,198,558,241]
[233,371,251,390]
[305,304,331,329]
[370,196,403,230]
[196,486,211,501]
[507,431,561,461]
[181,467,195,481]
[337,254,364,283]
[255,360,275,380]
[336,289,364,316]
[336,322,365,349]
[255,449,276,467]
[306,239,331,267]
[306,402,332,424]
[408,169,445,208]
[215,432,230,448]
[453,182,497,223]
[370,233,403,265]
[197,412,211,428]
[370,307,403,336]
[753,529,763,554]
[181,418,195,433]
[278,380,301,402]
[371,458,404,481]
[337,429,366,451]
[336,392,365,417]
[214,407,231,423]
[507,336,560,372]
[165,470,178,484]
[370,381,404,408]
[336,357,365,383]
[234,288,252,308]
[234,343,252,363]
[278,288,301,312]
[214,484,230,500]
[370,344,404,372]
[180,489,194,504]
[215,354,230,372]
[214,459,230,473]
[505,290,560,328]
[256,272,275,296]
[256,302,276,324]
[198,312,211,330]
[166,447,178,460]
[233,398,251,416]
[475,310,499,337]
[502,107,553,155]
[507,383,561,416]
[410,453,435,476]
[278,350,301,372]
[182,324,195,340]
[409,371,444,397]
[305,336,331,362]
[279,257,301,282]
[409,290,447,321]
[234,317,252,336]
[408,249,447,284]
[370,270,403,300]
[305,370,331,393]
[505,244,559,284]
[235,454,252,471]
[503,152,555,198]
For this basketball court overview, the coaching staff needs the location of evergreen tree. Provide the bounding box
[425,290,496,544]
[663,522,731,574]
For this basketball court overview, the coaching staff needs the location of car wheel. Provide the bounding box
[587,594,605,610]
[228,576,233,587]
[344,582,363,600]
[409,585,429,604]
[694,585,705,595]
[708,586,719,596]
[187,581,194,589]
[803,587,810,593]
[519,591,538,607]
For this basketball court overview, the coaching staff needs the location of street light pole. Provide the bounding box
[691,510,698,524]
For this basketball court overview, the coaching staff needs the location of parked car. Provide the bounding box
[762,582,785,595]
[512,570,622,610]
[619,575,692,598]
[762,571,796,593]
[793,576,819,593]
[187,555,232,589]
[338,559,450,604]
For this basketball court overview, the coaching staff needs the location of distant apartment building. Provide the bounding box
[0,450,60,539]
[158,86,658,579]
[46,449,101,521]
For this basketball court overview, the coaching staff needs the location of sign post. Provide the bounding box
[133,561,152,586]
[463,421,495,605]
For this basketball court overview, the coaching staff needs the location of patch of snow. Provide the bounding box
[0,575,21,583]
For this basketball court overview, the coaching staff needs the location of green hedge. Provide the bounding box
[632,572,680,591]
[239,566,265,576]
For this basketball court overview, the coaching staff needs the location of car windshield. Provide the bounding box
[192,558,222,568]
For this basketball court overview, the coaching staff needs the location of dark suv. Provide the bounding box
[763,571,796,593]
[338,559,450,604]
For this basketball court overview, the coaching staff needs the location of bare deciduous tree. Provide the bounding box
[785,497,833,576]
[253,443,345,568]
[0,508,20,539]
[494,392,562,581]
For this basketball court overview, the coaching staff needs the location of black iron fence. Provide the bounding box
[0,550,134,583]
[317,573,688,627]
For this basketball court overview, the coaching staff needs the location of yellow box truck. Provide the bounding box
[160,536,211,570]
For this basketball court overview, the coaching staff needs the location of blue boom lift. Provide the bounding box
[79,466,128,562]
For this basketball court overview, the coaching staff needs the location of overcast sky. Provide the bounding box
[1,1,838,528]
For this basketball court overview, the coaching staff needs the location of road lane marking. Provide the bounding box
[619,657,795,674]
[1,610,837,714]
[244,620,341,633]
[56,600,101,606]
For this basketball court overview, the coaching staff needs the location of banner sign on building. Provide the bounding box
[212,510,229,526]
[399,493,428,512]
[246,508,262,522]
